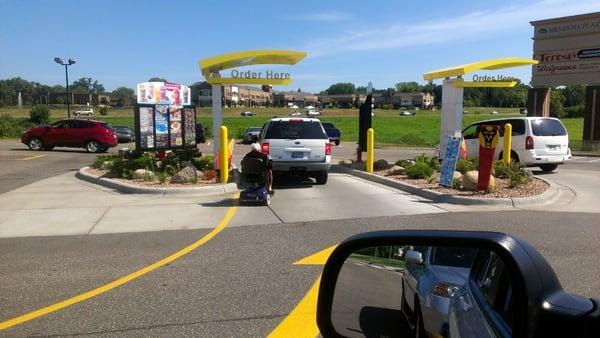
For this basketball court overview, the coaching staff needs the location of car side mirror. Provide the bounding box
[404,250,422,264]
[316,230,600,338]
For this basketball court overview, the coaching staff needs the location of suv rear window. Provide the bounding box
[321,123,334,128]
[430,247,477,268]
[531,119,567,136]
[265,121,327,139]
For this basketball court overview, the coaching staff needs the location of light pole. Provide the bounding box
[54,57,76,118]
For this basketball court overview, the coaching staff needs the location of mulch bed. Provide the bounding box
[374,170,549,199]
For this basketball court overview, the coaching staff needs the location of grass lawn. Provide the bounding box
[1,105,587,150]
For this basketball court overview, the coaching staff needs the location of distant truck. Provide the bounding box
[321,122,341,146]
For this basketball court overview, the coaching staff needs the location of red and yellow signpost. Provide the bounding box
[478,125,499,191]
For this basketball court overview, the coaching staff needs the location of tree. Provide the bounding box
[561,85,585,107]
[324,83,356,95]
[112,87,135,106]
[91,80,105,94]
[356,86,368,94]
[148,77,167,82]
[70,77,93,93]
[550,89,565,117]
[395,81,421,93]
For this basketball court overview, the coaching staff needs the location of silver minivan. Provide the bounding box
[462,117,571,172]
[259,118,331,184]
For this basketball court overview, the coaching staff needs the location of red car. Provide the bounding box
[21,119,118,153]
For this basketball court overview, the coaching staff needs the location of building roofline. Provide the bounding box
[530,11,600,26]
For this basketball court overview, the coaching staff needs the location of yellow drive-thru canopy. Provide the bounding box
[199,50,307,85]
[423,58,538,82]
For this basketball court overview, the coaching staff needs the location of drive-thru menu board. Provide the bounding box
[134,82,196,151]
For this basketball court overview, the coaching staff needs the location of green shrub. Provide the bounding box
[93,154,119,168]
[414,154,441,171]
[99,106,109,116]
[564,104,584,118]
[159,152,182,175]
[452,177,462,189]
[130,152,156,171]
[405,162,433,179]
[157,171,168,184]
[455,159,474,174]
[30,105,50,124]
[192,155,214,171]
[506,162,531,188]
[395,159,411,168]
[493,160,509,178]
[398,133,433,147]
[0,114,33,138]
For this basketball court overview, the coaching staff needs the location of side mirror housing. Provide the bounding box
[316,230,599,338]
[405,250,423,264]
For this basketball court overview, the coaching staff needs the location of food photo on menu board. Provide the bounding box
[184,108,196,146]
[169,106,183,146]
[139,107,154,149]
[155,105,169,148]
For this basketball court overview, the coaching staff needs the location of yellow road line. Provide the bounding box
[267,276,321,338]
[0,194,239,331]
[293,245,336,265]
[19,154,46,161]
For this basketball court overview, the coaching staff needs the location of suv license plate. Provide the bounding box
[292,152,303,158]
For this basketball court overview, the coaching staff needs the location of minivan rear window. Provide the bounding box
[265,121,327,139]
[531,119,567,136]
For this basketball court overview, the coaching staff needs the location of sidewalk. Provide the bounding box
[0,173,234,238]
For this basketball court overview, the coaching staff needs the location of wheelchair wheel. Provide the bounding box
[264,193,271,206]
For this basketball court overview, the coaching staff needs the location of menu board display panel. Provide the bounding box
[139,107,154,149]
[184,108,196,146]
[155,105,169,148]
[169,105,183,146]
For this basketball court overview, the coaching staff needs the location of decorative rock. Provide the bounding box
[453,171,463,181]
[100,161,113,170]
[118,148,132,158]
[388,165,405,176]
[462,170,495,191]
[341,159,353,165]
[373,159,390,171]
[523,168,535,179]
[132,169,155,180]
[170,164,198,183]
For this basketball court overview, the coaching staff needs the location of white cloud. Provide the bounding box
[305,0,600,56]
[307,11,350,22]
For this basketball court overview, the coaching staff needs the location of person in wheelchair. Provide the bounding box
[242,143,273,193]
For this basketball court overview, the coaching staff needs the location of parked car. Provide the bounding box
[306,109,321,117]
[401,246,478,338]
[289,111,302,117]
[21,119,117,152]
[241,111,255,117]
[73,108,93,116]
[195,123,206,143]
[259,117,331,184]
[462,117,571,172]
[400,110,414,116]
[112,125,135,143]
[243,127,262,144]
[321,122,341,146]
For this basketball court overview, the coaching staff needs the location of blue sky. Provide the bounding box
[1,0,599,93]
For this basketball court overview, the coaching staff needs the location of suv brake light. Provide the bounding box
[289,119,302,122]
[526,136,534,150]
[325,142,331,155]
[261,143,269,155]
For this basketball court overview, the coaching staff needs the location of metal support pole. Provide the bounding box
[212,83,222,166]
[65,64,70,118]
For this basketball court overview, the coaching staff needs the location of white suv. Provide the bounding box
[259,118,331,184]
[462,117,571,172]
[73,108,94,116]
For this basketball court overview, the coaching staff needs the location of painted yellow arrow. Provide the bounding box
[267,245,337,338]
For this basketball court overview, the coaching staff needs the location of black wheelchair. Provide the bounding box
[239,157,271,206]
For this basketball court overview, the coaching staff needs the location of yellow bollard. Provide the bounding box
[367,128,374,173]
[220,125,228,183]
[503,123,512,165]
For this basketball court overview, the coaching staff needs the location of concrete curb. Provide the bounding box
[572,152,600,157]
[332,165,559,207]
[76,167,239,195]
